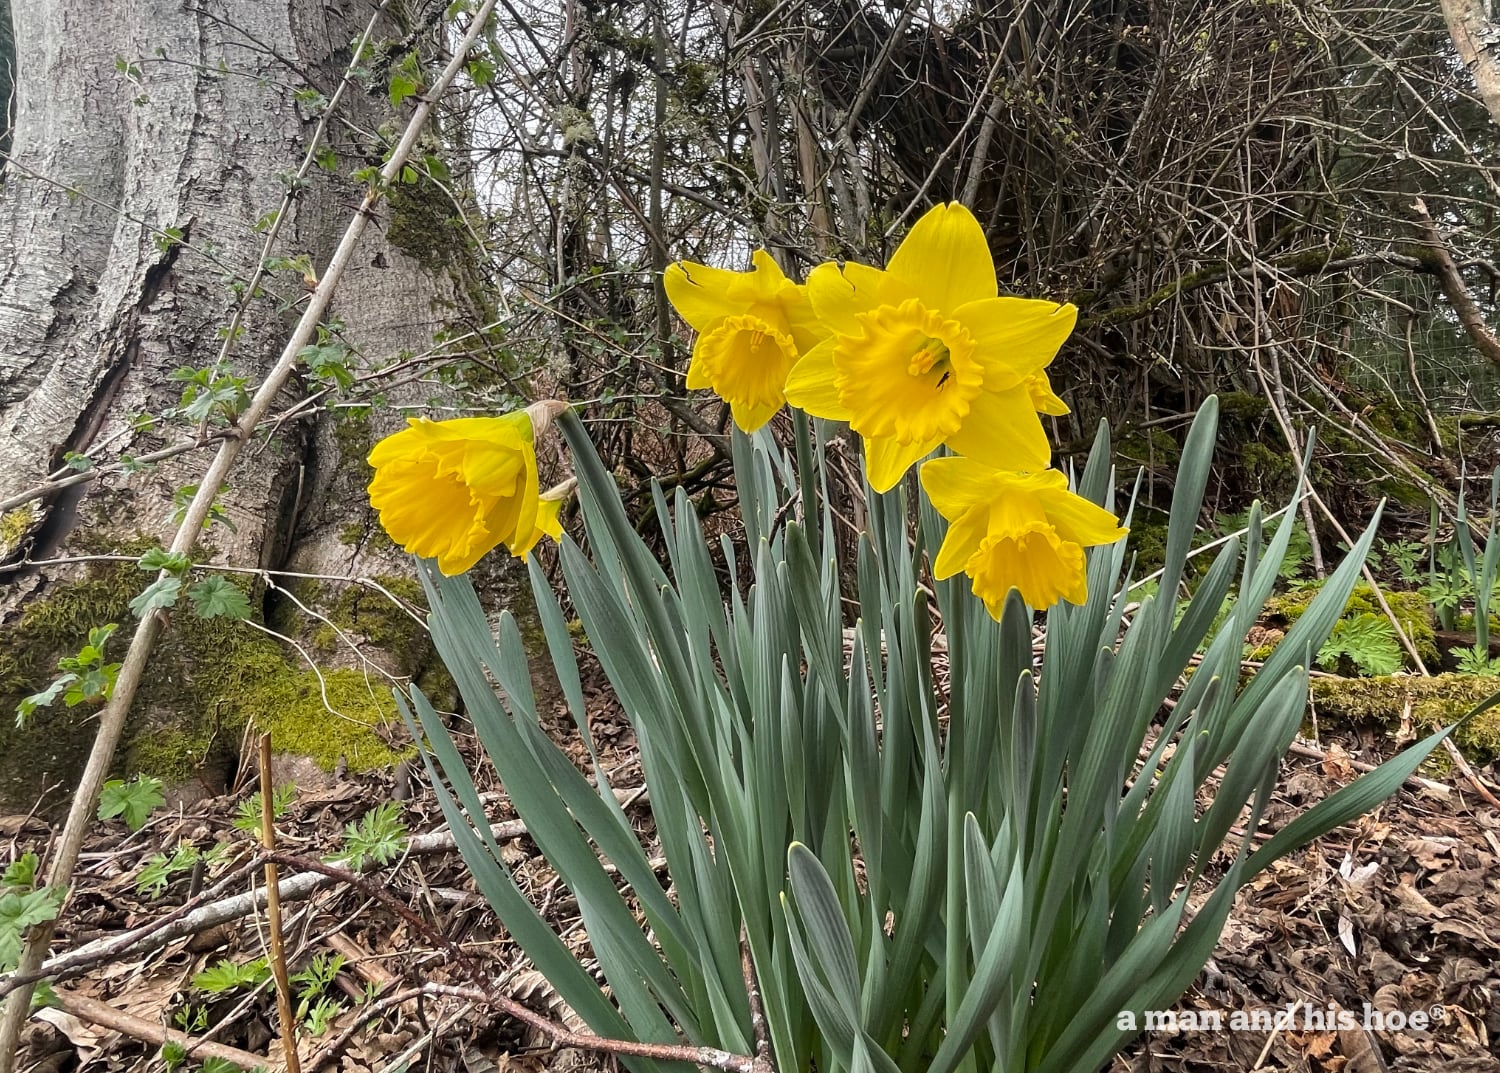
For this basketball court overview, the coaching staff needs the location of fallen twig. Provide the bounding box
[0,816,530,1001]
[423,983,760,1073]
[49,988,269,1071]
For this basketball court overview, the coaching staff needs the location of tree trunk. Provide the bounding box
[0,0,477,812]
[1441,0,1500,129]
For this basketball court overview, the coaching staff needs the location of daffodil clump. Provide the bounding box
[363,203,1467,1073]
[665,201,1125,612]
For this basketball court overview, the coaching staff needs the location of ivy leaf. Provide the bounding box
[129,576,182,618]
[138,547,192,575]
[98,776,165,831]
[188,576,252,621]
[15,676,77,726]
[0,886,64,970]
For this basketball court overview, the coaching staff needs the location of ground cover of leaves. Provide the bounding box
[4,665,1499,1073]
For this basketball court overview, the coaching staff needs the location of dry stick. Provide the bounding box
[0,5,502,1064]
[421,984,756,1073]
[259,737,301,1073]
[48,989,269,1072]
[0,854,268,1002]
[259,857,762,1071]
[1244,327,1493,806]
[0,797,647,1002]
[303,986,427,1073]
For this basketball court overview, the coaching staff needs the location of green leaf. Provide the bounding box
[98,776,165,831]
[138,547,191,575]
[335,803,407,869]
[192,957,270,994]
[1316,612,1402,676]
[0,886,64,970]
[2,852,39,891]
[15,675,77,726]
[129,576,182,618]
[187,576,252,620]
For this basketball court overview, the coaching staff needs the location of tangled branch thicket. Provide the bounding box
[405,0,1500,523]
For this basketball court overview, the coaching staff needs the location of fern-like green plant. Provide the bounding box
[1316,612,1402,676]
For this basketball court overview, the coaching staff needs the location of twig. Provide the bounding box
[48,988,269,1071]
[740,933,774,1073]
[259,737,301,1073]
[0,3,502,1063]
[303,986,426,1073]
[0,816,536,1001]
[421,983,757,1073]
[0,855,266,1001]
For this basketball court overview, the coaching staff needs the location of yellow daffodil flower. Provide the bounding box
[663,249,825,431]
[920,456,1127,614]
[367,401,565,575]
[519,478,575,560]
[783,202,1077,492]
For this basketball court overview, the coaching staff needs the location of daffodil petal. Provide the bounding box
[932,504,990,579]
[1040,487,1129,546]
[461,441,525,498]
[1028,372,1070,415]
[664,259,770,333]
[944,386,1051,472]
[886,202,997,313]
[806,261,880,336]
[784,338,852,420]
[919,455,999,519]
[731,395,784,431]
[865,435,940,493]
[955,297,1077,389]
[535,496,566,541]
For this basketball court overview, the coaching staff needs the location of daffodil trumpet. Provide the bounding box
[783,201,1077,492]
[366,400,568,575]
[921,455,1127,614]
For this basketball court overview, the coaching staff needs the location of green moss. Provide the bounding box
[1117,428,1181,467]
[1311,674,1500,762]
[1435,415,1462,451]
[1123,506,1170,575]
[1240,442,1296,497]
[332,407,373,461]
[246,667,406,772]
[307,575,430,678]
[1217,391,1269,427]
[339,523,365,546]
[1263,582,1438,668]
[0,504,39,558]
[1365,398,1422,442]
[0,557,410,811]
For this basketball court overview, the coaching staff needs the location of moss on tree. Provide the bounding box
[0,557,412,811]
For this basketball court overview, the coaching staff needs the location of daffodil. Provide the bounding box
[367,401,565,575]
[520,478,575,560]
[783,202,1076,492]
[921,456,1126,614]
[663,249,825,431]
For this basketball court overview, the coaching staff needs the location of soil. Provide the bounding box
[5,660,1499,1073]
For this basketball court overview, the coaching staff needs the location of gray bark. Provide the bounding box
[0,0,469,811]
